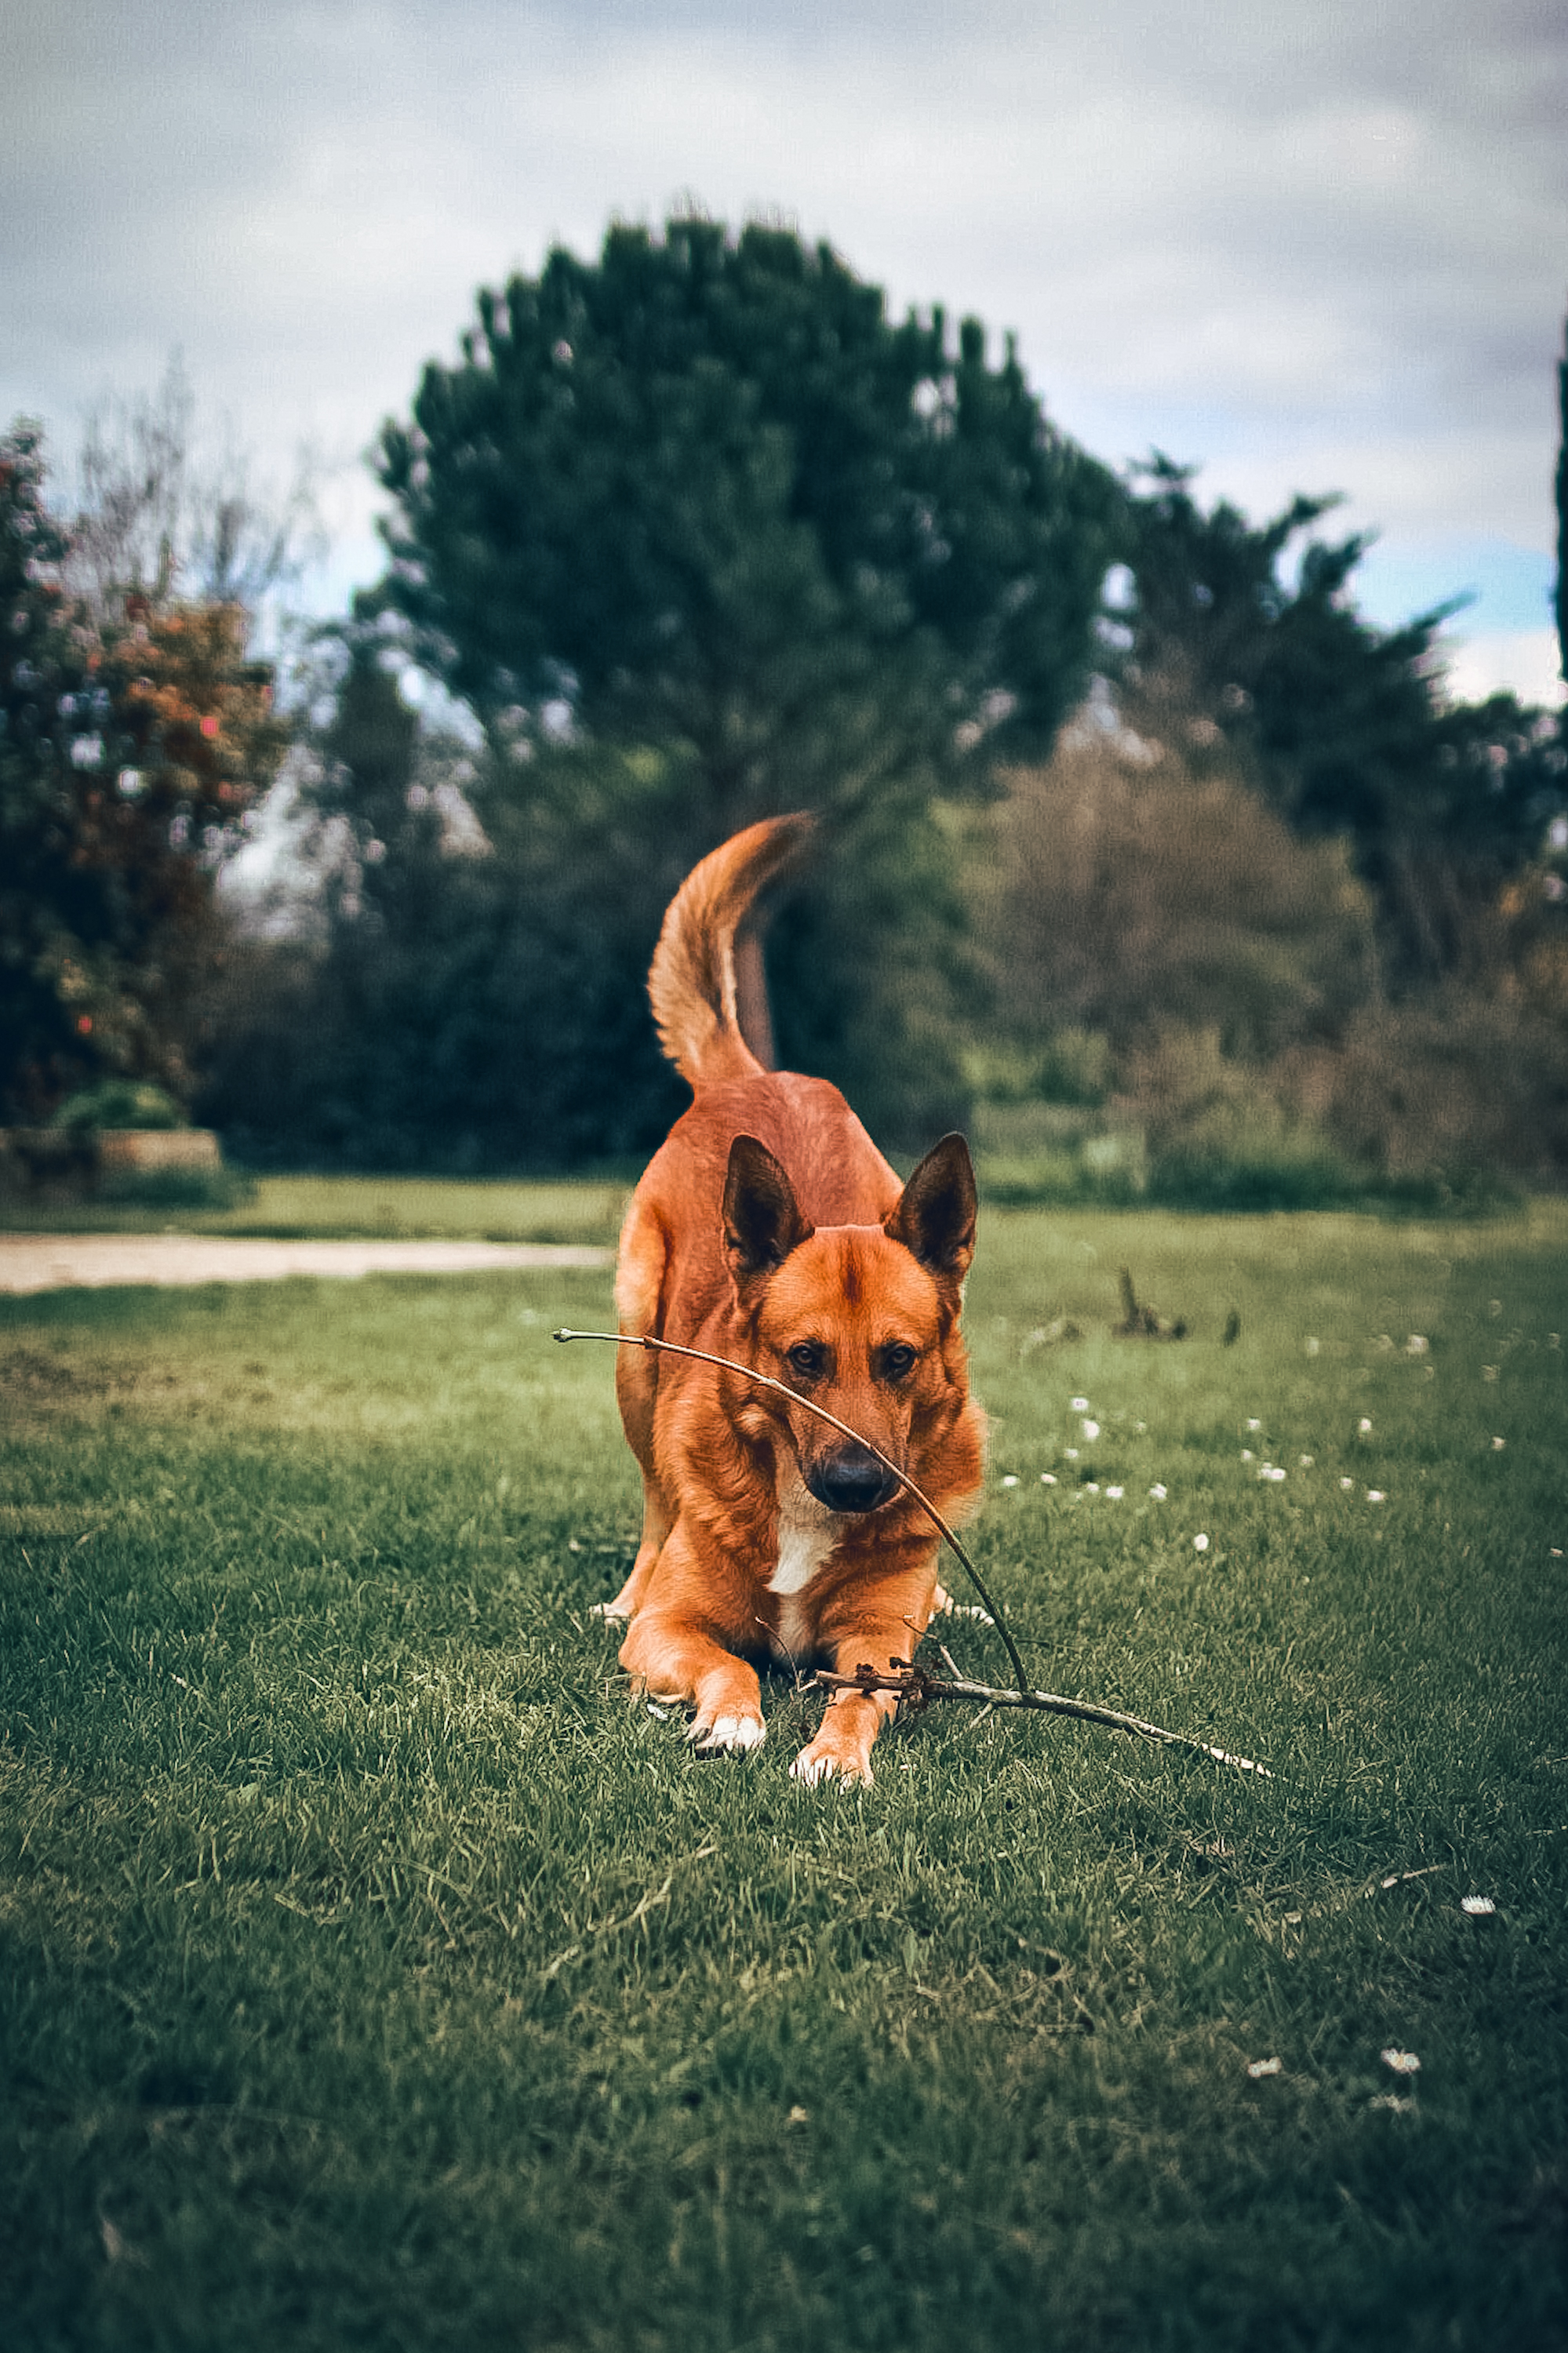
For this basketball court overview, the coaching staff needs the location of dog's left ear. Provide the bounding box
[884,1133,977,1280]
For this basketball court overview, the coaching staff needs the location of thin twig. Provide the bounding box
[554,1326,1028,1695]
[553,1326,1269,1773]
[815,1660,1271,1776]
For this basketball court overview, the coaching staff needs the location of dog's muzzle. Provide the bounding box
[806,1446,902,1515]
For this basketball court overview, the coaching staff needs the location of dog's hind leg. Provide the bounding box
[598,1476,671,1621]
[601,1206,675,1620]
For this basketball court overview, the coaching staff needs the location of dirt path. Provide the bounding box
[0,1235,612,1295]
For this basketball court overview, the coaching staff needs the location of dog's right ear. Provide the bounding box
[722,1136,814,1288]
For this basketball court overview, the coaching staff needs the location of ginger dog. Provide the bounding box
[604,814,985,1784]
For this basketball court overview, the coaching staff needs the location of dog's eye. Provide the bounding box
[880,1342,918,1380]
[786,1341,827,1380]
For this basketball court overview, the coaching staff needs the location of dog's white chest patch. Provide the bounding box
[768,1486,836,1596]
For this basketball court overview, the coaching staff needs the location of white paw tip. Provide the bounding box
[791,1747,871,1787]
[692,1712,766,1753]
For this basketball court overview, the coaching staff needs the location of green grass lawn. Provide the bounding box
[0,1171,631,1245]
[2,1196,1566,2351]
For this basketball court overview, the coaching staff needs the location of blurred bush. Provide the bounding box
[965,725,1563,1208]
[1121,1026,1361,1210]
[55,1078,188,1131]
[1279,991,1568,1196]
[975,729,1374,1058]
[96,1164,256,1211]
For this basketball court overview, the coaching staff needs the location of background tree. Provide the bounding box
[0,420,286,1121]
[374,217,1119,787]
[197,643,693,1169]
[1,423,102,1118]
[1118,456,1566,981]
[1556,309,1566,693]
[366,217,1120,1140]
[67,354,321,628]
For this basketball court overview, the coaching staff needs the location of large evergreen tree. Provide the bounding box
[367,218,1122,1137]
[371,216,1121,811]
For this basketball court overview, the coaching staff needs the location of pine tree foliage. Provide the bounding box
[1119,456,1567,980]
[371,217,1121,809]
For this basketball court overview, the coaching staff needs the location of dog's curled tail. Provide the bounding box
[648,813,814,1090]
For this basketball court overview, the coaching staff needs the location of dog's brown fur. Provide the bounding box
[605,814,985,1783]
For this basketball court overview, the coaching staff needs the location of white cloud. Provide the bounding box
[2,0,1564,647]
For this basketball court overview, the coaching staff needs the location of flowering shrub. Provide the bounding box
[0,426,283,1118]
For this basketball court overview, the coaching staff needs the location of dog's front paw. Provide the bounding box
[791,1732,874,1787]
[590,1598,632,1623]
[689,1707,766,1755]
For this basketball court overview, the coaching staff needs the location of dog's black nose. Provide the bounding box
[808,1448,900,1514]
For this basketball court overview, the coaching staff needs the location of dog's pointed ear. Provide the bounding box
[883,1133,977,1281]
[722,1136,814,1286]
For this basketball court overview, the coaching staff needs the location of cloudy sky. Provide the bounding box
[4,0,1565,704]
